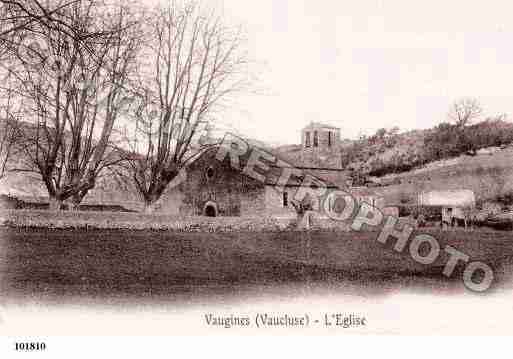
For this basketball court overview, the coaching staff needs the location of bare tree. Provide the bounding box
[5,0,143,209]
[123,1,249,213]
[0,0,135,67]
[0,0,83,38]
[448,97,483,127]
[0,75,22,179]
[0,0,86,63]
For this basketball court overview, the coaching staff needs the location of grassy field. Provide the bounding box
[1,227,512,303]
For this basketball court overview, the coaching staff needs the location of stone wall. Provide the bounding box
[300,147,342,169]
[0,209,351,232]
[240,188,267,216]
[264,185,299,218]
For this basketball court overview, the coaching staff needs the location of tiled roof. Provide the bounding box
[193,146,341,189]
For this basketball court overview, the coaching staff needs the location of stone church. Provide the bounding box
[155,122,355,218]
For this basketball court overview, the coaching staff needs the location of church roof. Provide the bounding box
[192,145,341,189]
[303,122,340,130]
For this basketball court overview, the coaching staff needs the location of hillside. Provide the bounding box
[373,145,513,208]
[275,119,513,183]
[342,129,426,176]
[271,122,513,209]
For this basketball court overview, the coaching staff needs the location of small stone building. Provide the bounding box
[418,189,476,223]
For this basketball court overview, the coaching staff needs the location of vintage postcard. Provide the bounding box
[0,0,513,355]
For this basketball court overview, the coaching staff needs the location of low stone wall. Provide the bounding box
[0,209,354,232]
[0,209,291,232]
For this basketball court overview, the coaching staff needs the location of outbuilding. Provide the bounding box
[418,189,476,228]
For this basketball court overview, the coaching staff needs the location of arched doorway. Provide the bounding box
[203,201,218,217]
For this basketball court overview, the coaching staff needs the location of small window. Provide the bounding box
[313,131,318,147]
[328,131,332,147]
[206,166,214,179]
[283,192,288,207]
[305,132,311,147]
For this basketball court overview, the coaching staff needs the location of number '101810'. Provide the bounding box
[15,342,46,351]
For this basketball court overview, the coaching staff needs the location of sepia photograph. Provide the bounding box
[1,0,513,355]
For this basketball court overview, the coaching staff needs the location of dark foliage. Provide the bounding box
[423,118,513,162]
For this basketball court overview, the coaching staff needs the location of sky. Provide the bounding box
[196,0,513,145]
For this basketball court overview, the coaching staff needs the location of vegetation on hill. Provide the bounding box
[424,116,513,160]
[340,99,513,180]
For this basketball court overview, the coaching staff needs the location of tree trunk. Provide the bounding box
[48,196,62,211]
[295,212,303,228]
[144,201,157,214]
[68,194,82,211]
[68,200,80,211]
